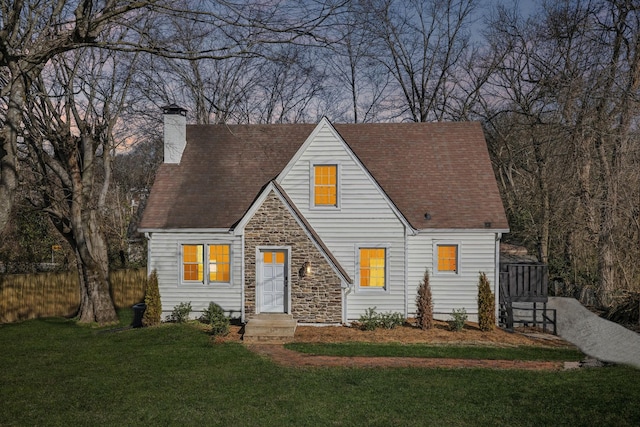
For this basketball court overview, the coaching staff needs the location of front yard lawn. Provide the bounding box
[1,314,639,426]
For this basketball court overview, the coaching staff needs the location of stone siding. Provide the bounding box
[244,191,342,323]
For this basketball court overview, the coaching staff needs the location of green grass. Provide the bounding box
[1,312,639,426]
[286,342,584,361]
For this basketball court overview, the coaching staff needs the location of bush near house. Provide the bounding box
[358,307,404,331]
[478,272,496,332]
[169,302,192,323]
[416,269,434,330]
[142,270,161,327]
[200,302,230,336]
[448,308,468,332]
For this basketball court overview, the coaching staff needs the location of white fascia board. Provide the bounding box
[138,228,233,234]
[275,117,332,182]
[414,228,510,235]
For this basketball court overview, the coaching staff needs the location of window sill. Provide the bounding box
[179,282,233,287]
[355,287,389,294]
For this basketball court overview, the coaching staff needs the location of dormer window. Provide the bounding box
[312,164,339,208]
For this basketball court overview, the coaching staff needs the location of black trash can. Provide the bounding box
[132,303,147,328]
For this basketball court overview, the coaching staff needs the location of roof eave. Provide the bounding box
[414,227,510,234]
[138,227,234,234]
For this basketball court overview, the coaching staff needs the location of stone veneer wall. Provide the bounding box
[244,191,342,323]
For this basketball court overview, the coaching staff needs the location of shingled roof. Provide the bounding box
[139,121,508,231]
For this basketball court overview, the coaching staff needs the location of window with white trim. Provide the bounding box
[359,247,387,290]
[208,244,230,282]
[312,164,339,208]
[436,244,458,274]
[182,244,231,284]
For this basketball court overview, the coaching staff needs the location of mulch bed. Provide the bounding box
[220,319,571,347]
[245,344,566,371]
[217,320,575,370]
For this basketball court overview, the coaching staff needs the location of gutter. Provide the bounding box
[494,232,502,324]
[404,226,409,319]
[145,232,152,276]
[241,233,246,323]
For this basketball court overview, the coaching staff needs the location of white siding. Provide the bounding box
[279,122,407,320]
[407,231,498,323]
[147,231,242,320]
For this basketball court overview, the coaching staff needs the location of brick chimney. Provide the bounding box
[162,104,188,164]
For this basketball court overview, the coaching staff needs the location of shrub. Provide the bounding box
[200,302,230,336]
[478,272,496,331]
[379,311,404,329]
[359,307,380,331]
[448,308,467,332]
[416,269,434,330]
[142,270,162,327]
[358,307,404,330]
[169,302,192,323]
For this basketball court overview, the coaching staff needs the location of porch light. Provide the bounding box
[300,261,312,278]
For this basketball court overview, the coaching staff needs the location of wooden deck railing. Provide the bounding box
[499,263,556,334]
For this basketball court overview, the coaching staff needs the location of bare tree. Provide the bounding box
[1,0,351,325]
[134,1,349,125]
[483,0,640,305]
[322,2,393,123]
[0,0,156,235]
[363,0,478,122]
[21,47,138,323]
[245,45,329,124]
[560,0,640,305]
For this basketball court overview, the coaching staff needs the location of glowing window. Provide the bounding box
[183,245,204,282]
[314,165,337,206]
[437,245,458,273]
[360,248,386,288]
[263,251,285,265]
[209,244,230,282]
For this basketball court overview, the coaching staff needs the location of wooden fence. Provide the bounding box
[0,268,147,323]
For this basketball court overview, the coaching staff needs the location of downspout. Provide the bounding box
[404,226,409,319]
[342,281,353,324]
[145,232,152,276]
[494,232,502,324]
[241,233,246,324]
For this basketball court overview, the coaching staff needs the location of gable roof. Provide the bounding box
[139,121,508,231]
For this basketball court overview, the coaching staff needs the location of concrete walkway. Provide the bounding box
[547,297,640,369]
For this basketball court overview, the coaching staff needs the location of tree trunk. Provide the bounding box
[0,72,24,233]
[75,248,93,323]
[533,136,550,264]
[68,135,118,325]
[72,220,117,324]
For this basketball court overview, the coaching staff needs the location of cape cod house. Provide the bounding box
[139,105,509,325]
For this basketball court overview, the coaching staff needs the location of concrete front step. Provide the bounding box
[243,314,297,344]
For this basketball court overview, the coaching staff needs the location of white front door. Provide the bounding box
[260,250,287,313]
